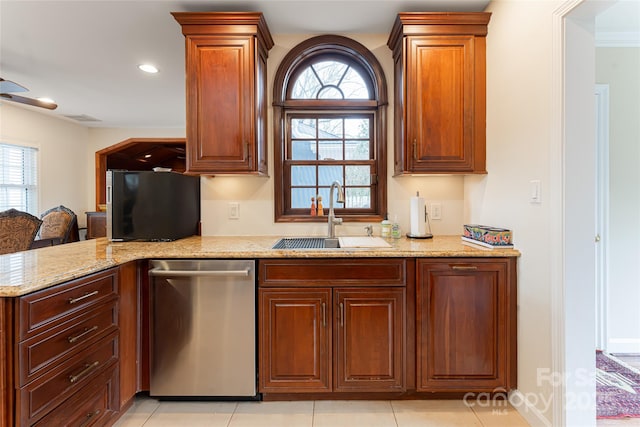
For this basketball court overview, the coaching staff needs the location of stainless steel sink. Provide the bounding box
[272,237,340,249]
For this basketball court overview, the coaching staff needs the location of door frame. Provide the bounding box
[594,83,610,352]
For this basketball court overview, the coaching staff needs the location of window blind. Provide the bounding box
[0,143,38,215]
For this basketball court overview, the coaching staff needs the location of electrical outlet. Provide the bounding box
[430,203,442,220]
[228,202,240,219]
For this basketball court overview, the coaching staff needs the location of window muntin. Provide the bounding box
[0,143,38,215]
[286,113,374,212]
[291,60,370,100]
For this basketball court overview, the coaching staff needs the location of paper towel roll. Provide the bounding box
[410,195,427,236]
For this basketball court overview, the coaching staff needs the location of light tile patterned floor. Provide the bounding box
[114,397,531,427]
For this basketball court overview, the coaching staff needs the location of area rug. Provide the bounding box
[597,350,640,418]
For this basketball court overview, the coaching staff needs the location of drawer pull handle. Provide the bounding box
[68,290,99,305]
[69,361,99,384]
[68,326,99,344]
[79,410,101,427]
[321,303,326,328]
[452,265,478,271]
[339,302,344,327]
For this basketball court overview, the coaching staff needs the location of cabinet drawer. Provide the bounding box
[259,259,406,287]
[18,301,118,386]
[33,362,119,427]
[18,268,118,339]
[17,332,118,425]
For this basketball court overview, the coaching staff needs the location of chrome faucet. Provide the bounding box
[327,181,345,239]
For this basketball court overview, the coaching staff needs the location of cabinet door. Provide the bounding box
[334,288,405,392]
[406,36,482,173]
[259,289,331,392]
[185,35,257,174]
[417,259,515,391]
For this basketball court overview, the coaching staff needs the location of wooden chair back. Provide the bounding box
[38,205,79,243]
[0,209,43,255]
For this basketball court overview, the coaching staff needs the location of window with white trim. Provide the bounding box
[0,143,38,215]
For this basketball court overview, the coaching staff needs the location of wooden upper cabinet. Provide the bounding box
[172,12,273,175]
[387,13,490,174]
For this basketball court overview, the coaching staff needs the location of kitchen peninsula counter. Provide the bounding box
[0,235,519,297]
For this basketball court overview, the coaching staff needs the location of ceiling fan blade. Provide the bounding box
[0,78,28,93]
[0,93,58,110]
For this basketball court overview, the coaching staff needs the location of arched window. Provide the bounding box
[273,35,387,222]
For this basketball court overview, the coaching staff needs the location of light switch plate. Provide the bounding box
[530,180,541,204]
[228,202,240,219]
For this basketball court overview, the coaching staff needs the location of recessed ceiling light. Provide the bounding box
[138,64,159,74]
[37,97,56,104]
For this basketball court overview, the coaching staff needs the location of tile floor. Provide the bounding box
[115,354,640,426]
[114,397,531,427]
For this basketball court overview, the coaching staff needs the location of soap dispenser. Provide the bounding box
[391,214,401,239]
[381,213,391,238]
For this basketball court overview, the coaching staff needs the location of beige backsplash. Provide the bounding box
[200,174,465,237]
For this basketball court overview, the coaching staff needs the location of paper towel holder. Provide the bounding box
[407,202,433,239]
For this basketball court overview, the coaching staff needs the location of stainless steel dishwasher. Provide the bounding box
[149,259,256,398]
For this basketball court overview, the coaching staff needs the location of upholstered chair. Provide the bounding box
[37,205,79,244]
[0,209,43,255]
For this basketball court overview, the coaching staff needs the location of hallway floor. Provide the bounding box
[597,354,640,426]
[114,397,531,427]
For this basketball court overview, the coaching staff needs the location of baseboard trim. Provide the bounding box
[509,389,552,427]
[607,340,640,354]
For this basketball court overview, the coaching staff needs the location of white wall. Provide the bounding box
[0,102,89,225]
[596,46,640,353]
[465,1,562,425]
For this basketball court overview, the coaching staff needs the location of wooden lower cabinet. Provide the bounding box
[33,362,119,427]
[0,268,122,426]
[258,258,407,396]
[259,289,331,392]
[334,289,405,392]
[260,287,405,394]
[416,258,517,392]
[0,299,14,427]
[118,261,139,408]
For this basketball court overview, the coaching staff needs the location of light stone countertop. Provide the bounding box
[0,235,520,297]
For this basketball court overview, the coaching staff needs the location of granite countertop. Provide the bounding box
[0,235,520,297]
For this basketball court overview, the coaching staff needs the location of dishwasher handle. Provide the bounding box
[149,268,251,278]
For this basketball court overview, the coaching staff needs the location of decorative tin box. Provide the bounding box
[463,224,513,246]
